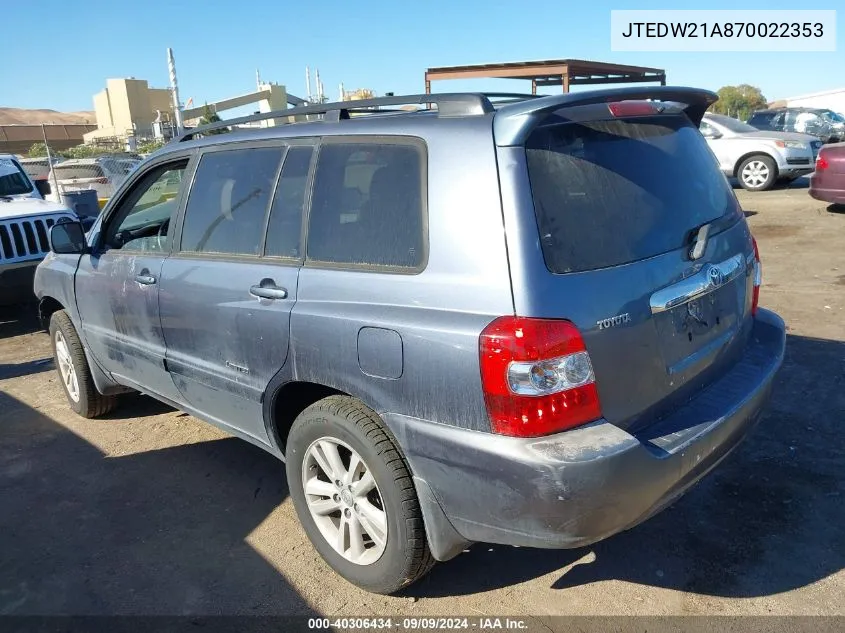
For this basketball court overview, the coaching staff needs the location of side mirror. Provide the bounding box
[702,129,722,139]
[49,219,89,255]
[34,179,52,197]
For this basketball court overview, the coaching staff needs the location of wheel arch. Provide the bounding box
[733,151,779,178]
[264,379,351,456]
[42,299,131,397]
[38,295,65,331]
[266,382,469,563]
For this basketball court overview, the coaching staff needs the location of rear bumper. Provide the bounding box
[385,309,786,558]
[809,173,845,204]
[0,260,40,306]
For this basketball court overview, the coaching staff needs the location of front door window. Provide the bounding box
[102,162,187,254]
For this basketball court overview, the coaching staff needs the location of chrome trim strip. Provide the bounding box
[650,253,745,314]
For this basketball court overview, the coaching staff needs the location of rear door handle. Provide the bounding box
[249,279,288,300]
[135,274,156,285]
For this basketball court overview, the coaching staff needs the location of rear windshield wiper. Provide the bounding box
[688,221,711,260]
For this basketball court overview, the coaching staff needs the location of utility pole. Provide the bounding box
[167,48,184,134]
[40,124,60,202]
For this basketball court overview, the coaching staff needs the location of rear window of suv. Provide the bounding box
[525,114,738,274]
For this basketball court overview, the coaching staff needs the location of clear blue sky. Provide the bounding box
[3,0,842,113]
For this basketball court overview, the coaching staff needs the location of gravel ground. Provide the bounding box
[1,182,843,619]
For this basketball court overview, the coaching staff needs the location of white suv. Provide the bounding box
[700,112,820,191]
[0,155,76,306]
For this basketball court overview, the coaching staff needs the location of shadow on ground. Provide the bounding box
[827,204,845,214]
[0,358,53,380]
[731,177,809,191]
[100,394,177,420]
[3,301,843,606]
[0,391,317,616]
[0,304,41,340]
[408,333,845,599]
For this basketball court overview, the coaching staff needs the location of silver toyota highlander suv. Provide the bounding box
[34,87,786,594]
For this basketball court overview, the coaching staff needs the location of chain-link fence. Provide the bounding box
[19,147,144,210]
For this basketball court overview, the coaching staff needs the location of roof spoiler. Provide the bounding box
[493,85,718,146]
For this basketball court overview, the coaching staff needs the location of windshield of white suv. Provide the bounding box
[705,114,759,133]
[0,158,34,196]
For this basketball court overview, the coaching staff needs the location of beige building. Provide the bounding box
[84,78,173,144]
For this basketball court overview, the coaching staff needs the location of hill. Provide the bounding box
[0,108,96,125]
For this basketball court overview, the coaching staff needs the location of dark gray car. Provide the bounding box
[34,87,786,595]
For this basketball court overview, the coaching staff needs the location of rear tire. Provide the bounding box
[737,155,777,191]
[285,395,435,594]
[49,310,118,418]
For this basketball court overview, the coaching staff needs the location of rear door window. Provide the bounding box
[265,146,313,259]
[180,146,284,256]
[525,114,738,274]
[306,140,425,269]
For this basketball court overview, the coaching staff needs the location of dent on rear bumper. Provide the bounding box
[383,309,786,557]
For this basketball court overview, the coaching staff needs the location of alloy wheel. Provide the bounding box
[54,329,80,403]
[741,160,770,188]
[301,437,388,565]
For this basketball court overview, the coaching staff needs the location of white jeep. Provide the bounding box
[0,155,77,306]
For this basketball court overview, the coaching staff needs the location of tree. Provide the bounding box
[710,84,768,121]
[199,104,228,134]
[137,139,166,154]
[27,142,49,157]
[59,144,110,159]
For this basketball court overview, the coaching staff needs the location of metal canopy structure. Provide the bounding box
[425,58,666,95]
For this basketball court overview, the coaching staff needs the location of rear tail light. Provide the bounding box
[607,100,660,118]
[479,317,602,438]
[751,237,762,316]
[816,154,830,171]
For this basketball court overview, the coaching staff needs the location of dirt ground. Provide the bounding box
[1,181,844,619]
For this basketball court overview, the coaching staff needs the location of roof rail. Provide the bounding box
[493,85,718,146]
[175,93,495,142]
[482,92,542,100]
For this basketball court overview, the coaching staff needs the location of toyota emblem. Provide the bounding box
[707,265,724,287]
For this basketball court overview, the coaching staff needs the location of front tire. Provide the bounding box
[737,155,777,191]
[49,310,117,418]
[286,396,434,594]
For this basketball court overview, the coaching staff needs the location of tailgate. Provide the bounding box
[508,104,758,431]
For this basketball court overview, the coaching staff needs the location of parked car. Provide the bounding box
[699,112,820,191]
[34,87,786,594]
[47,157,135,201]
[0,155,77,306]
[747,107,845,144]
[809,142,845,205]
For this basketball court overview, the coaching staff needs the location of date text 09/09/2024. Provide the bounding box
[621,21,824,39]
[308,617,529,630]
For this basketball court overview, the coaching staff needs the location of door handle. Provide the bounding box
[249,279,287,300]
[135,274,156,285]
